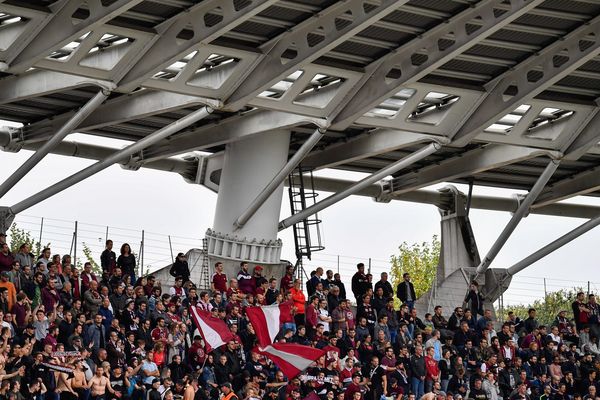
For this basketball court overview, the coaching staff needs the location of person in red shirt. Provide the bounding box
[280,265,294,294]
[305,296,320,337]
[151,317,169,345]
[424,346,440,393]
[211,262,228,294]
[344,373,366,400]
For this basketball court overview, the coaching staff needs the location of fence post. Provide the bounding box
[39,217,44,247]
[337,255,339,274]
[73,221,78,267]
[105,226,109,243]
[588,281,591,295]
[140,230,145,277]
[543,278,547,298]
[368,258,371,274]
[168,235,174,264]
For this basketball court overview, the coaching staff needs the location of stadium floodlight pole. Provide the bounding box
[278,140,447,231]
[9,106,213,215]
[234,128,326,230]
[507,213,600,277]
[0,90,110,199]
[475,158,561,277]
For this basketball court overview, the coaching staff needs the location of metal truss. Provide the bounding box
[386,144,562,196]
[451,14,600,147]
[117,0,279,90]
[0,70,113,105]
[4,0,144,72]
[225,0,411,109]
[534,166,600,208]
[21,90,216,143]
[332,0,544,129]
[302,129,443,170]
[139,109,328,163]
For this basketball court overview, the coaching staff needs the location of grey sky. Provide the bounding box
[1,131,599,307]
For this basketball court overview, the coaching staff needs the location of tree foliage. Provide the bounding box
[8,223,49,257]
[390,235,440,308]
[82,243,103,275]
[501,288,584,325]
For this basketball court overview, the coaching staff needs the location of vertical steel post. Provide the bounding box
[168,235,174,264]
[140,230,145,277]
[73,221,78,267]
[39,217,44,246]
[105,226,109,243]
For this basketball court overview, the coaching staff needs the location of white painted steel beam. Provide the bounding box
[9,106,213,215]
[225,0,411,109]
[117,0,279,90]
[302,129,444,170]
[6,0,144,72]
[475,159,561,275]
[140,109,328,162]
[278,141,446,231]
[388,144,562,196]
[22,90,216,143]
[0,90,109,199]
[0,70,114,105]
[452,15,600,147]
[332,0,544,129]
[534,167,600,208]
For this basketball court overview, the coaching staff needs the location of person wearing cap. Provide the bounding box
[220,382,238,400]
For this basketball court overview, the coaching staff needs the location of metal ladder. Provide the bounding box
[199,237,210,290]
[287,166,325,286]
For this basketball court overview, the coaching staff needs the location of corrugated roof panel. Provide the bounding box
[440,59,507,77]
[358,25,414,45]
[332,41,388,59]
[514,13,582,31]
[556,75,600,92]
[258,6,310,23]
[489,29,555,47]
[465,44,530,63]
[234,20,284,38]
[382,10,439,29]
[541,0,600,15]
[406,0,465,14]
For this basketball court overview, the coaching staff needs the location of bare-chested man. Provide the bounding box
[183,377,199,400]
[87,365,116,400]
[71,359,89,399]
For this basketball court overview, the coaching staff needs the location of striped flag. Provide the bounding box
[256,343,325,379]
[246,303,292,347]
[190,306,235,352]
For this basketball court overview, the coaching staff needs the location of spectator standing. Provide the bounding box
[396,273,416,311]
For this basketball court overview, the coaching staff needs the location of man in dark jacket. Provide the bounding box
[170,253,190,283]
[396,273,416,310]
[374,272,394,300]
[410,345,426,398]
[100,240,116,274]
[351,263,368,304]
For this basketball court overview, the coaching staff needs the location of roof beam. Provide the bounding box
[5,0,144,72]
[533,165,600,208]
[302,129,443,170]
[331,0,544,129]
[140,109,328,162]
[562,110,600,161]
[387,144,561,196]
[0,69,114,105]
[451,14,600,147]
[225,0,411,109]
[22,90,215,142]
[117,0,279,90]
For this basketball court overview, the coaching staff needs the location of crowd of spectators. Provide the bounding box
[0,233,598,400]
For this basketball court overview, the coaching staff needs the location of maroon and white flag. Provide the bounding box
[190,306,235,352]
[256,343,325,379]
[246,303,293,347]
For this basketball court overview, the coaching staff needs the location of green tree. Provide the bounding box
[500,288,583,325]
[8,223,49,257]
[390,235,440,308]
[82,243,102,275]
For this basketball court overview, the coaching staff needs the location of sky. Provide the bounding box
[1,128,599,307]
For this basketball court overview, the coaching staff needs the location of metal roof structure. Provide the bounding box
[3,0,600,213]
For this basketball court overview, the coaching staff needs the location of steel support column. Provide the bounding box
[507,214,600,276]
[476,159,561,275]
[234,128,325,230]
[8,106,212,215]
[0,90,109,199]
[278,141,445,231]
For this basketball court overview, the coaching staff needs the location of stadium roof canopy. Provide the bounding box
[3,0,600,209]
